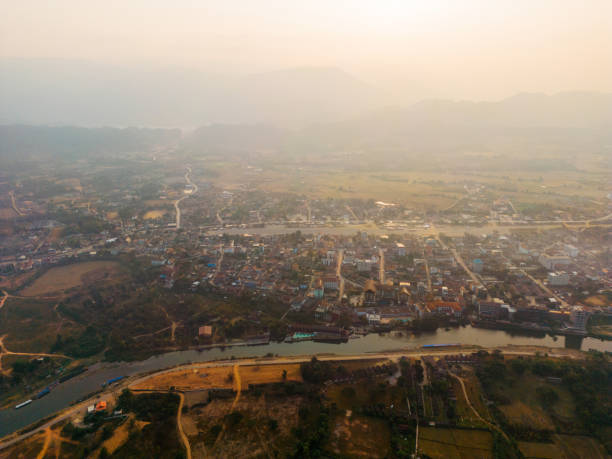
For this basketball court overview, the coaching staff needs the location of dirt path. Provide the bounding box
[177,393,192,459]
[0,334,71,374]
[0,291,8,311]
[35,428,51,459]
[231,364,241,410]
[449,371,508,440]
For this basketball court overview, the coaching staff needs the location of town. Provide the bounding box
[1,159,610,352]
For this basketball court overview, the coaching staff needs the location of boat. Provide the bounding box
[15,400,32,409]
[35,387,51,399]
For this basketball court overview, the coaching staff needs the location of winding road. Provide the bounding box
[174,167,197,230]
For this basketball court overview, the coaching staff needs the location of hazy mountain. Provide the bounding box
[298,92,612,152]
[0,125,180,159]
[0,59,382,127]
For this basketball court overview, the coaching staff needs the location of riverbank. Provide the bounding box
[1,326,611,439]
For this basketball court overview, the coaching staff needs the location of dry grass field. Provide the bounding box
[499,401,555,431]
[142,209,167,220]
[418,427,493,459]
[20,261,122,296]
[328,413,390,458]
[184,392,303,458]
[519,434,608,459]
[131,363,302,392]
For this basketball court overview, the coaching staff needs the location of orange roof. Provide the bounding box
[428,301,462,312]
[95,401,107,411]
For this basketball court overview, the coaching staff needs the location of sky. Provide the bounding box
[1,0,612,100]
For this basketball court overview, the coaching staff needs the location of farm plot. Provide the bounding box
[418,427,493,459]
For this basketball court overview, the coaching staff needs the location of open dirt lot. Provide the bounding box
[20,261,121,296]
[329,413,390,458]
[131,363,302,392]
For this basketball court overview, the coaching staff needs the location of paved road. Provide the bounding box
[174,167,197,229]
[379,248,385,284]
[337,249,345,299]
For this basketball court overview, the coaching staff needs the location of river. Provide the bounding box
[1,326,610,437]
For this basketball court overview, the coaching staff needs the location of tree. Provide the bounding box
[536,386,559,407]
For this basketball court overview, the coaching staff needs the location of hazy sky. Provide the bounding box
[2,0,611,100]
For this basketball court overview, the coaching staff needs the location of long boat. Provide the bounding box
[15,400,32,409]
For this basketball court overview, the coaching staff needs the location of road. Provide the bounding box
[378,248,385,284]
[8,191,24,217]
[434,228,484,289]
[176,393,191,459]
[520,268,569,308]
[209,245,224,286]
[173,167,197,230]
[0,291,8,311]
[337,249,345,299]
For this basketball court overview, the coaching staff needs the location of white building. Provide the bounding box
[564,244,579,258]
[539,254,571,270]
[548,271,569,286]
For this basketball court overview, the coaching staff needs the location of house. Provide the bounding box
[95,401,107,411]
[472,259,484,273]
[364,279,377,305]
[198,325,213,337]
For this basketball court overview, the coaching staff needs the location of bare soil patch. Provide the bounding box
[20,261,121,296]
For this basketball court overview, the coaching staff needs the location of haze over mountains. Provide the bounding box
[0,59,381,127]
[1,59,611,163]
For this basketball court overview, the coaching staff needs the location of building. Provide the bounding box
[313,279,324,299]
[364,279,377,305]
[395,242,406,256]
[570,307,587,330]
[539,253,571,270]
[428,301,462,318]
[548,271,569,286]
[472,259,484,273]
[478,301,506,320]
[198,325,213,337]
[564,244,579,258]
[322,276,339,290]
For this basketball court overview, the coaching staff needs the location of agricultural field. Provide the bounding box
[519,434,609,459]
[142,209,167,220]
[19,261,122,296]
[418,427,493,459]
[202,160,609,213]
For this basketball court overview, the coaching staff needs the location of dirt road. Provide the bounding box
[177,393,192,459]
